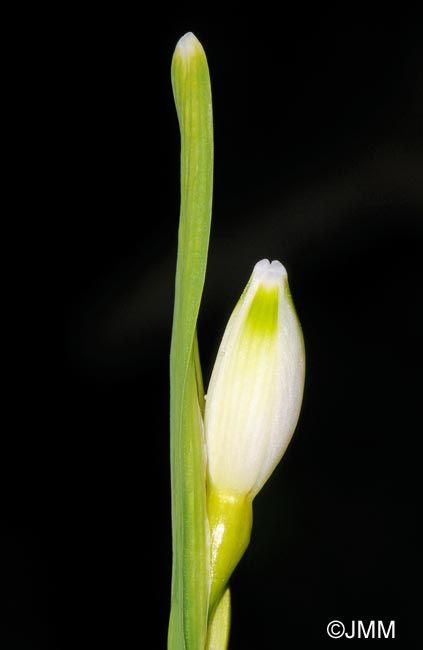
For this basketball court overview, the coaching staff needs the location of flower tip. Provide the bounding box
[253,258,270,275]
[253,258,287,288]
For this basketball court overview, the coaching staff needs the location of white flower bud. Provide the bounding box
[205,259,305,498]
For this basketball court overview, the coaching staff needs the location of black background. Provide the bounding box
[3,11,422,648]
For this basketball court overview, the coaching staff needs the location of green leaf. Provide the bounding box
[168,33,213,650]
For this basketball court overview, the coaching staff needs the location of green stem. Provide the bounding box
[206,588,231,650]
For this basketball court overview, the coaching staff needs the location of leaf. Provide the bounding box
[168,33,214,650]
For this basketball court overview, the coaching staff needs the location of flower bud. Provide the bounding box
[205,259,305,613]
[205,258,305,498]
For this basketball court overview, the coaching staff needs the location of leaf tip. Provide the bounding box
[175,31,202,58]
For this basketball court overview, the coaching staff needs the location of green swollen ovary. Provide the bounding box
[207,486,253,618]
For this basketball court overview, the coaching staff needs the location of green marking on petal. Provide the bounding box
[245,284,279,337]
